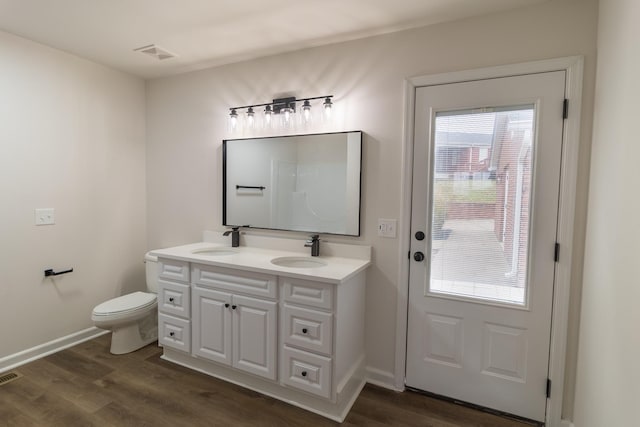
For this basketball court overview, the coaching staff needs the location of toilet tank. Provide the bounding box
[144,252,159,293]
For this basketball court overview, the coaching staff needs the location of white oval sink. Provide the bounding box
[191,247,238,256]
[271,256,327,269]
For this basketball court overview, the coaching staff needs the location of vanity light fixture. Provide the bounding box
[228,95,333,132]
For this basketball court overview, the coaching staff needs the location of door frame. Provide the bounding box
[394,56,583,427]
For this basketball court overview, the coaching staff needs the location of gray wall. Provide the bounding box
[0,31,147,358]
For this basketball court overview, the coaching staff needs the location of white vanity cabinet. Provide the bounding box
[154,243,369,423]
[191,265,278,381]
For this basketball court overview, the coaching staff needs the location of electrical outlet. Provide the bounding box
[35,208,55,225]
[378,218,397,238]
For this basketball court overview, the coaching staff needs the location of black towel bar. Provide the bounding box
[44,268,73,277]
[236,185,266,190]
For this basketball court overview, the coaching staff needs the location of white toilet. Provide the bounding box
[92,252,159,354]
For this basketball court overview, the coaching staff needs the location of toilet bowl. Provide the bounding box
[91,252,159,354]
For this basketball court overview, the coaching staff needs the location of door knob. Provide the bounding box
[414,251,425,262]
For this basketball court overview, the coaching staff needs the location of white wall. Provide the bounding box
[573,0,640,425]
[0,31,147,358]
[145,0,597,419]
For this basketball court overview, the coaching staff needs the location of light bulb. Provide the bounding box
[246,107,255,129]
[229,109,238,131]
[302,100,312,124]
[323,97,333,121]
[264,105,273,128]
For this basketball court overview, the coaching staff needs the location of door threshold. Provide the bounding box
[405,386,544,426]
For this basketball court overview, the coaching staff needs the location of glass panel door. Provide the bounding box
[429,106,535,305]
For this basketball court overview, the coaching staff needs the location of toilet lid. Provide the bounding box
[93,291,157,316]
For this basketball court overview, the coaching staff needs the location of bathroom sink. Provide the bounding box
[270,256,327,269]
[191,247,238,256]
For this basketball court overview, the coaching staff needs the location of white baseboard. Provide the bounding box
[560,420,574,427]
[0,327,108,373]
[365,366,403,391]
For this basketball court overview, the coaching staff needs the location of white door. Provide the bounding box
[232,294,278,380]
[406,71,565,422]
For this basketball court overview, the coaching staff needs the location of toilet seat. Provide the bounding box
[92,291,157,321]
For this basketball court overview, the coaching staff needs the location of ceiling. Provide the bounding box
[0,0,549,79]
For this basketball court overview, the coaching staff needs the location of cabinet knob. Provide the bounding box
[169,332,175,337]
[169,297,174,302]
[301,371,307,377]
[232,305,237,310]
[302,328,308,334]
[225,303,230,308]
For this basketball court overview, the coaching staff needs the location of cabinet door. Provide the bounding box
[232,294,277,380]
[192,286,232,366]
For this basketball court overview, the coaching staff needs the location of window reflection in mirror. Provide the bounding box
[223,131,362,236]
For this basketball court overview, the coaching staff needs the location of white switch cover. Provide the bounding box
[378,218,397,238]
[35,208,55,225]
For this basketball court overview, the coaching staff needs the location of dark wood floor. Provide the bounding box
[1,335,533,426]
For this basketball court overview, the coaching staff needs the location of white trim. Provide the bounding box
[394,78,416,392]
[366,366,402,391]
[0,327,109,373]
[395,56,583,427]
[560,421,575,427]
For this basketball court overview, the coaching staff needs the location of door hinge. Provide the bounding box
[554,243,560,262]
[408,251,411,259]
[546,378,552,398]
[563,99,569,119]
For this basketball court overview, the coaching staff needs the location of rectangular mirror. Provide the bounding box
[223,131,362,236]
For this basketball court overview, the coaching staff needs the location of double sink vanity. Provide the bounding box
[152,232,371,422]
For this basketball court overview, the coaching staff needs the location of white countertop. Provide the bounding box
[152,241,371,284]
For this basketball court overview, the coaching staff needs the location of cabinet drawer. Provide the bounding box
[192,264,277,299]
[283,304,333,356]
[158,258,190,283]
[282,277,333,310]
[281,346,332,399]
[159,314,191,353]
[158,280,190,318]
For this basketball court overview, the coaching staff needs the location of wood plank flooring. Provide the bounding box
[0,335,534,426]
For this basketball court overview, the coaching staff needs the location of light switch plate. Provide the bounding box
[35,208,55,225]
[378,218,397,238]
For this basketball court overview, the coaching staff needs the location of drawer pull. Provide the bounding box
[301,371,307,377]
[169,332,175,337]
[231,305,237,310]
[169,297,174,302]
[225,303,230,308]
[302,328,308,334]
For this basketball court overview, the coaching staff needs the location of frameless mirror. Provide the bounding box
[223,131,362,236]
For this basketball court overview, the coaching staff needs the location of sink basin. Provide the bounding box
[191,247,238,256]
[270,256,327,269]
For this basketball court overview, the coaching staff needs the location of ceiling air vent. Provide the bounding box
[134,44,177,60]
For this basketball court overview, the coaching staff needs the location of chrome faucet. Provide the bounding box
[305,234,320,257]
[223,226,241,247]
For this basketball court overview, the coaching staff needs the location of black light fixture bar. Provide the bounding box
[229,95,333,113]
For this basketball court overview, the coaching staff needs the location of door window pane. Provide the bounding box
[429,106,535,305]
